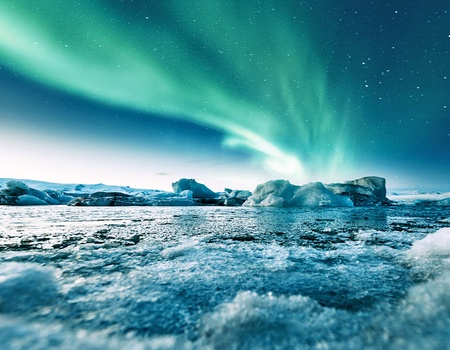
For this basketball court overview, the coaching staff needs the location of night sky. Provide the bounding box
[1,1,449,191]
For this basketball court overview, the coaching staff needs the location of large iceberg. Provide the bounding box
[243,180,353,207]
[243,176,391,207]
[326,176,391,206]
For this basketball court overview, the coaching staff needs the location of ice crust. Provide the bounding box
[0,206,449,349]
[0,263,59,313]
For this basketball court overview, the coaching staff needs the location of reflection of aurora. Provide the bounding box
[0,1,350,181]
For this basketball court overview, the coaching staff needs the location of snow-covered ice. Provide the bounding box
[0,205,449,349]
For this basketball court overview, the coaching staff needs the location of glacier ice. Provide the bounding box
[243,180,354,207]
[326,176,391,206]
[243,176,391,207]
[16,195,48,206]
[0,180,61,205]
[172,178,217,199]
[0,176,403,207]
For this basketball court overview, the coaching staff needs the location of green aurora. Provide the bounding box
[1,0,449,189]
[0,1,350,182]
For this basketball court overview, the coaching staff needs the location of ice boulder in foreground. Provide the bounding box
[407,227,450,278]
[243,180,353,208]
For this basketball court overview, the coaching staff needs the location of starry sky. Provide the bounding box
[0,1,449,191]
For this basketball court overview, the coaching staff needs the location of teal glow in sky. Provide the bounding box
[0,1,449,190]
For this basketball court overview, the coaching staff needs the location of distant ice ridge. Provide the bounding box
[0,179,196,207]
[388,190,450,206]
[0,180,72,206]
[0,178,250,207]
[3,175,447,207]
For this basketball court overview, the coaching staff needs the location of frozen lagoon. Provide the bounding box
[0,205,449,349]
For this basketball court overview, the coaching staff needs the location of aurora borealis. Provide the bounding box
[1,1,449,191]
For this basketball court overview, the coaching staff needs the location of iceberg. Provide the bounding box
[0,180,62,205]
[0,176,397,207]
[288,182,354,207]
[67,191,196,206]
[242,176,392,207]
[325,176,391,206]
[243,180,354,208]
[172,178,217,199]
[0,178,196,207]
[221,189,253,206]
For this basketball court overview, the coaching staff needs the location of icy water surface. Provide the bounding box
[0,205,450,349]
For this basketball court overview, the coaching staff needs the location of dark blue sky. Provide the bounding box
[0,1,449,191]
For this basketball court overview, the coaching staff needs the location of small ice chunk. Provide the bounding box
[408,228,450,260]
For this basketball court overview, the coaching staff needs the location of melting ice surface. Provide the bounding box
[0,206,450,349]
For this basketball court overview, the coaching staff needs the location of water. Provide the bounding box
[0,205,449,349]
